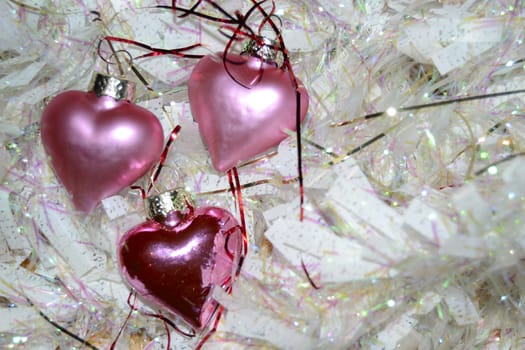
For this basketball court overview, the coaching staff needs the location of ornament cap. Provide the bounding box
[243,36,283,67]
[89,72,135,101]
[146,188,194,220]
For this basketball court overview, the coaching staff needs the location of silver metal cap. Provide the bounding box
[88,72,135,101]
[243,36,283,67]
[146,189,194,220]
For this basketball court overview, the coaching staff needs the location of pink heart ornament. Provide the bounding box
[41,90,164,212]
[188,53,309,172]
[118,206,243,329]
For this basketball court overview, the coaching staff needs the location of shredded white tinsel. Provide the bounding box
[1,0,525,349]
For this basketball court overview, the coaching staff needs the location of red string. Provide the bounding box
[141,311,195,338]
[257,0,277,34]
[103,36,204,60]
[226,169,237,205]
[159,1,238,24]
[129,126,181,201]
[110,291,138,349]
[218,25,254,40]
[111,291,196,348]
[196,306,224,350]
[226,168,248,276]
[130,185,147,199]
[301,260,321,290]
[147,125,182,194]
[163,320,171,349]
[223,226,242,261]
[221,275,233,291]
[232,167,249,262]
[172,0,196,19]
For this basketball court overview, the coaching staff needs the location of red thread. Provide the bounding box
[227,169,237,205]
[160,1,239,24]
[102,36,204,60]
[163,320,171,349]
[257,0,277,33]
[110,291,138,349]
[141,311,196,338]
[196,306,224,350]
[129,126,181,201]
[221,275,233,291]
[147,125,182,194]
[226,168,248,277]
[301,260,321,290]
[223,225,242,261]
[232,167,249,261]
[130,185,146,199]
[128,290,196,339]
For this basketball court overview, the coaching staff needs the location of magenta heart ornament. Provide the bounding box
[41,90,164,212]
[188,53,309,172]
[118,206,243,329]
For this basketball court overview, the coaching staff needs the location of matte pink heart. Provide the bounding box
[118,206,243,329]
[188,53,309,172]
[41,91,164,212]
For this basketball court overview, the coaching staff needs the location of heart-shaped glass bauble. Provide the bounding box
[118,206,243,329]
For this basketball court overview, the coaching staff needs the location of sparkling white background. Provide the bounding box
[1,0,525,349]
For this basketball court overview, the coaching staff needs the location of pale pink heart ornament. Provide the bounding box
[41,73,164,212]
[188,52,309,172]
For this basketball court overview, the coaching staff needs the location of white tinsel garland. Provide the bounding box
[1,0,525,349]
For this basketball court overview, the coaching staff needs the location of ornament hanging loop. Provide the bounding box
[97,37,135,77]
[104,49,134,76]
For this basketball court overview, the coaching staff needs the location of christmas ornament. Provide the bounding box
[40,73,164,212]
[118,189,243,329]
[188,37,309,172]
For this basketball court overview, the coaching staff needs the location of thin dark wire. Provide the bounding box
[35,306,99,350]
[325,88,525,166]
[326,133,386,166]
[334,88,525,127]
[302,139,340,158]
[295,90,305,220]
[474,152,525,176]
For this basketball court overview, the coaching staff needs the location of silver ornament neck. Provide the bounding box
[88,73,135,101]
[243,36,283,67]
[146,189,194,220]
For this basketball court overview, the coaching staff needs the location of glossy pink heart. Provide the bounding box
[118,206,242,329]
[41,91,164,212]
[188,53,309,172]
